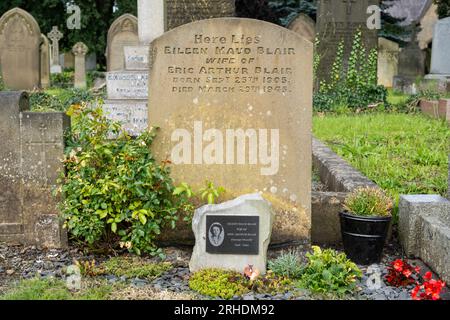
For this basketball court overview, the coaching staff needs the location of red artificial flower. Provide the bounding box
[403,269,412,278]
[424,272,432,281]
[393,259,404,272]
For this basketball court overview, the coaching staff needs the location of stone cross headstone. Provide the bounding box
[0,91,69,248]
[190,194,274,273]
[377,37,399,88]
[40,34,51,88]
[165,0,236,31]
[0,8,41,90]
[287,13,316,43]
[426,17,450,81]
[47,26,63,74]
[107,14,139,71]
[149,18,313,243]
[72,42,88,89]
[316,0,379,84]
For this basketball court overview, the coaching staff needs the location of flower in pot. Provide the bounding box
[340,187,393,265]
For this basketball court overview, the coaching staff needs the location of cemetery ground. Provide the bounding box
[0,85,448,301]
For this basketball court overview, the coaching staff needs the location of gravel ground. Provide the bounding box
[0,242,448,300]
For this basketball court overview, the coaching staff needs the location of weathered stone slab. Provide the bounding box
[107,71,148,99]
[149,18,313,243]
[103,99,148,136]
[287,13,316,43]
[0,91,69,248]
[165,0,235,30]
[124,46,150,70]
[429,17,450,75]
[399,194,450,284]
[190,193,274,273]
[107,14,139,71]
[0,8,41,90]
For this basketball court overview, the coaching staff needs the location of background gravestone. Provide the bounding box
[72,42,88,89]
[377,37,399,88]
[107,14,139,71]
[0,8,41,90]
[0,91,68,248]
[287,13,316,43]
[316,0,379,84]
[427,17,450,80]
[165,0,236,30]
[149,18,313,244]
[47,26,63,74]
[40,34,51,89]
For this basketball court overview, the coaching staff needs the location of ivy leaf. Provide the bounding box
[111,223,117,233]
[139,214,147,225]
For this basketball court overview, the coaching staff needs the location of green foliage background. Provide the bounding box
[434,0,450,18]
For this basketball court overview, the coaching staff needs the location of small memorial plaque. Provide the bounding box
[206,215,259,255]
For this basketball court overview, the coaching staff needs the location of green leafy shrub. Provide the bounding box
[268,251,304,279]
[296,246,362,295]
[97,257,172,280]
[189,269,293,299]
[30,89,95,113]
[314,30,387,112]
[51,71,74,88]
[29,91,65,112]
[0,74,5,91]
[343,187,393,217]
[58,104,180,256]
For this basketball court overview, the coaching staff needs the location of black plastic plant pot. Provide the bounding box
[339,211,392,265]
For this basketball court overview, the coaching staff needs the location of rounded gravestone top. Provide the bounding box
[287,13,316,43]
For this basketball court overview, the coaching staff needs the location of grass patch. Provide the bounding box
[386,89,409,106]
[0,277,116,300]
[313,113,450,219]
[97,257,172,280]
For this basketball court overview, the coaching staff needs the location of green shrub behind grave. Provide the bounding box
[58,104,180,257]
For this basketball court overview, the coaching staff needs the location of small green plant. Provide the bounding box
[343,187,393,217]
[74,259,98,277]
[199,180,226,205]
[268,251,304,279]
[51,71,74,88]
[173,181,226,223]
[296,246,362,295]
[189,269,249,299]
[97,257,172,280]
[189,269,292,299]
[0,74,5,91]
[0,278,115,300]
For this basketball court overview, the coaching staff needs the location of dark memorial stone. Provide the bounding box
[206,215,259,255]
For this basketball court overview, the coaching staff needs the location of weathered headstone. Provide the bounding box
[165,0,236,31]
[107,14,139,71]
[426,17,450,81]
[47,26,63,74]
[393,28,426,94]
[316,0,379,84]
[287,13,316,43]
[149,18,313,243]
[138,0,165,45]
[72,42,88,89]
[377,37,400,88]
[40,34,51,88]
[0,91,69,248]
[0,8,41,90]
[190,193,274,273]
